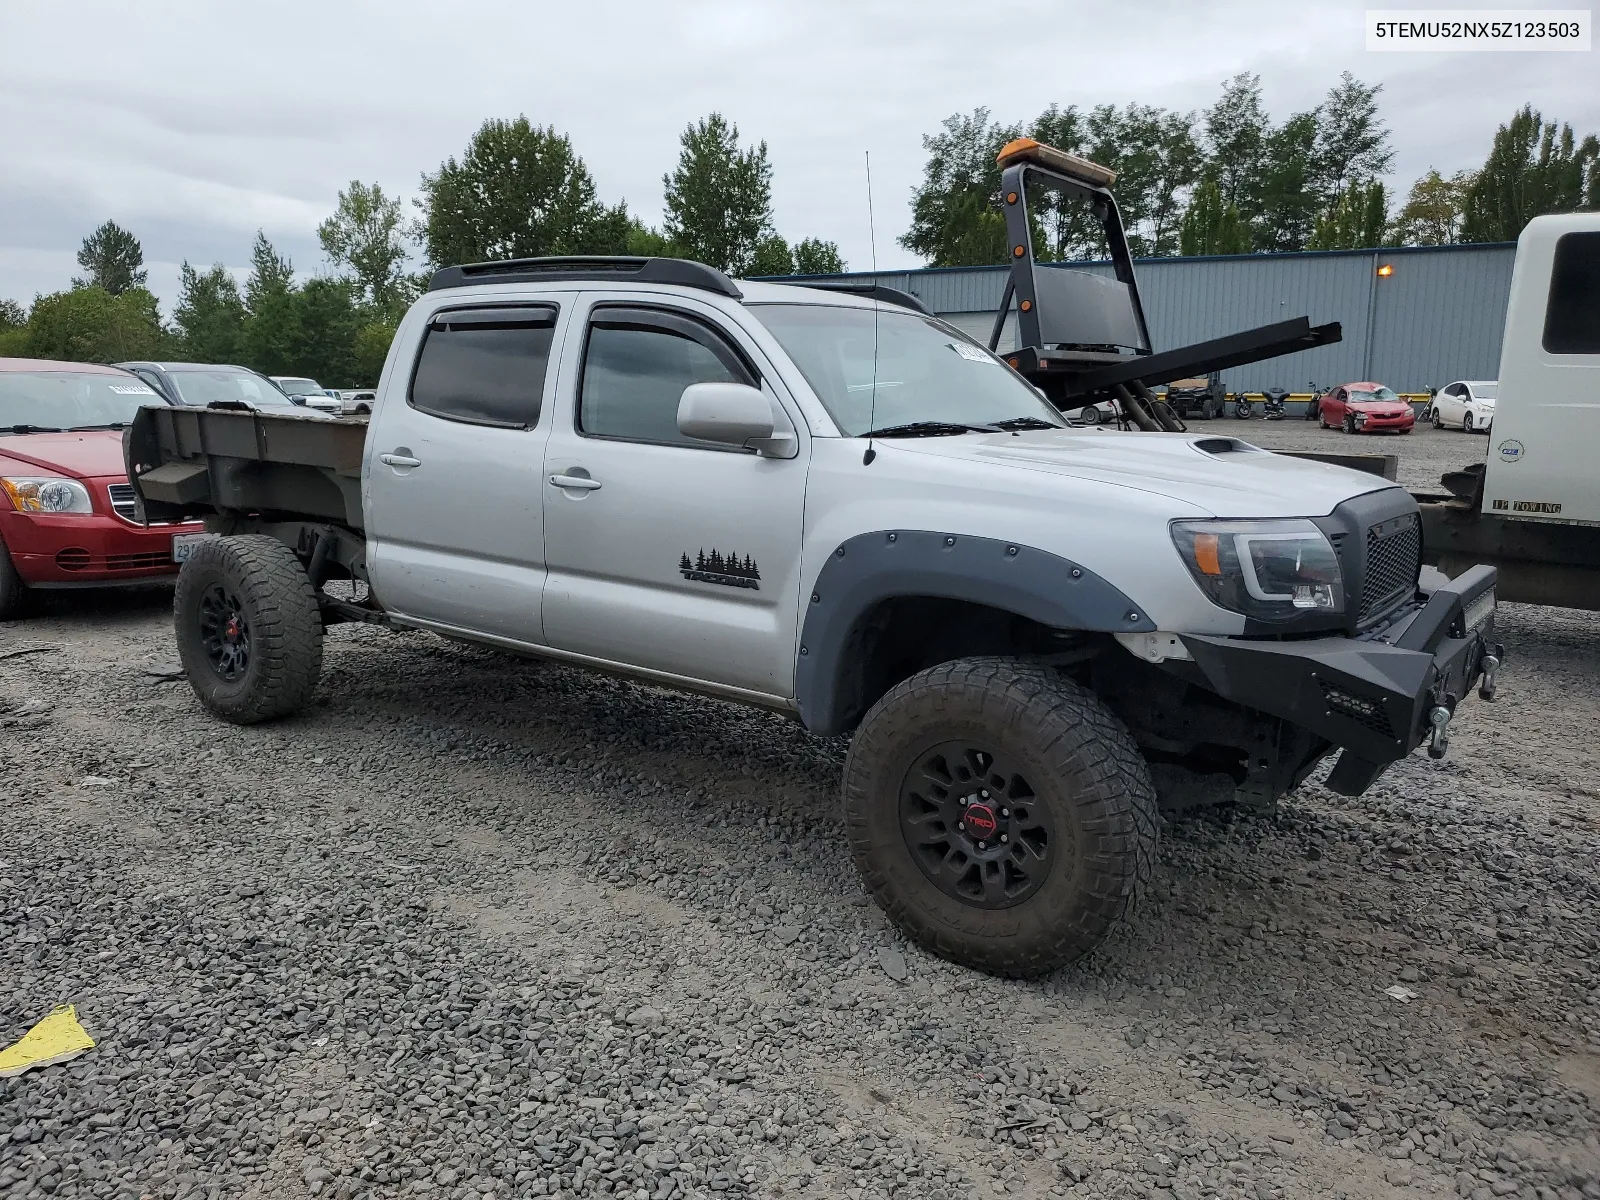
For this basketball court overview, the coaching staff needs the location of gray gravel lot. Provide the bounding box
[3,441,1597,1200]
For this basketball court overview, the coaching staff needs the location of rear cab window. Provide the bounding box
[409,305,559,428]
[1543,232,1600,354]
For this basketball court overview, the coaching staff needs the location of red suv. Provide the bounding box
[1315,382,1416,434]
[1,358,206,618]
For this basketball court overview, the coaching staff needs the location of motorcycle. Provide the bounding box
[1261,386,1289,420]
[1304,381,1328,421]
[1231,392,1257,419]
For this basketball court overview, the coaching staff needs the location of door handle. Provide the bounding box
[380,452,421,468]
[548,474,602,491]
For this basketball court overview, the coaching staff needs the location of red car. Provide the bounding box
[1316,381,1416,434]
[1,358,206,619]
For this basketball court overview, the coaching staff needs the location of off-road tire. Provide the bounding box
[0,541,26,621]
[842,657,1158,978]
[174,535,323,724]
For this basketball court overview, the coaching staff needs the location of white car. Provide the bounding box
[270,376,342,413]
[1431,380,1496,433]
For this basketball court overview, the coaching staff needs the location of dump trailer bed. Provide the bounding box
[126,404,367,529]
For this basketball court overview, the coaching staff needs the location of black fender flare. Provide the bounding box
[794,529,1155,734]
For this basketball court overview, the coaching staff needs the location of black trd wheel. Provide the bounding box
[174,535,323,724]
[842,658,1158,978]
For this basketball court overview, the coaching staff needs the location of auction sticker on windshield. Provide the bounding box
[949,341,998,364]
[172,533,213,563]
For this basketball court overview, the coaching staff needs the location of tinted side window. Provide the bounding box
[1543,232,1600,354]
[579,311,755,446]
[410,306,557,428]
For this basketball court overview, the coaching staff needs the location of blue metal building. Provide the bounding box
[781,242,1517,394]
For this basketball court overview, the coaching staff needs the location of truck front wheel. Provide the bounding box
[842,658,1157,978]
[174,535,323,724]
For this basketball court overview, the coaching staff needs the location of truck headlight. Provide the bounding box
[1171,519,1344,621]
[1,476,94,514]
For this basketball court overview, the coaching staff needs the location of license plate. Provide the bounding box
[1463,587,1496,634]
[172,533,212,563]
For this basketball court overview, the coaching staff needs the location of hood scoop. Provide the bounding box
[1191,437,1264,457]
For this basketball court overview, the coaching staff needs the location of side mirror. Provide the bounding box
[677,382,793,456]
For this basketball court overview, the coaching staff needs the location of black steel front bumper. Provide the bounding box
[1175,565,1502,796]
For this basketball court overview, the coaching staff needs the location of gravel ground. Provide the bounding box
[3,513,1597,1200]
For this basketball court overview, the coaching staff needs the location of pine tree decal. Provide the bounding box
[679,553,693,572]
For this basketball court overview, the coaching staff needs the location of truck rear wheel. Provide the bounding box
[174,535,323,724]
[842,658,1157,978]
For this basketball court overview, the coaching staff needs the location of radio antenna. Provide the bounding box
[864,149,881,465]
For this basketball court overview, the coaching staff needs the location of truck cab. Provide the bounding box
[1420,213,1600,611]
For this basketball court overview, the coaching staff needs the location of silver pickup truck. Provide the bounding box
[126,255,1502,977]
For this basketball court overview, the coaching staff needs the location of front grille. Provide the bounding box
[1320,680,1395,739]
[106,551,174,571]
[108,482,139,523]
[1360,514,1421,624]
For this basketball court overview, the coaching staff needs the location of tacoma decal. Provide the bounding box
[679,549,761,590]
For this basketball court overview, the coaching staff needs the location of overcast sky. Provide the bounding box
[1,0,1594,310]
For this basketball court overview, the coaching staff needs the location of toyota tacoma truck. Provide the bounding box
[125,255,1502,977]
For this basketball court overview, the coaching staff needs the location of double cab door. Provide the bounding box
[366,289,808,699]
[540,292,808,698]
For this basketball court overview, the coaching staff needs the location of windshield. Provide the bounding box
[275,377,323,396]
[0,371,161,431]
[171,370,289,407]
[750,303,1064,435]
[1349,386,1400,403]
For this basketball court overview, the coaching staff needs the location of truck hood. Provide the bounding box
[0,430,128,479]
[886,428,1397,518]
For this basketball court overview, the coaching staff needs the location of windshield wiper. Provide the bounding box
[859,420,1003,438]
[0,424,66,435]
[987,416,1060,431]
[67,422,127,431]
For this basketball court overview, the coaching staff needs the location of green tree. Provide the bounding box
[662,113,775,275]
[417,117,629,268]
[1309,181,1389,250]
[173,263,245,361]
[1179,181,1251,256]
[292,278,361,385]
[73,220,148,296]
[1081,103,1201,257]
[240,232,300,376]
[1201,74,1270,215]
[1461,106,1600,242]
[625,222,677,257]
[318,180,412,318]
[1254,111,1322,252]
[353,321,397,386]
[0,300,28,357]
[1391,169,1474,245]
[793,238,844,274]
[749,234,795,276]
[1311,73,1394,208]
[24,287,166,362]
[900,108,1023,266]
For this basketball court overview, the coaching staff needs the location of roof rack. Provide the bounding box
[427,256,743,299]
[779,280,932,315]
